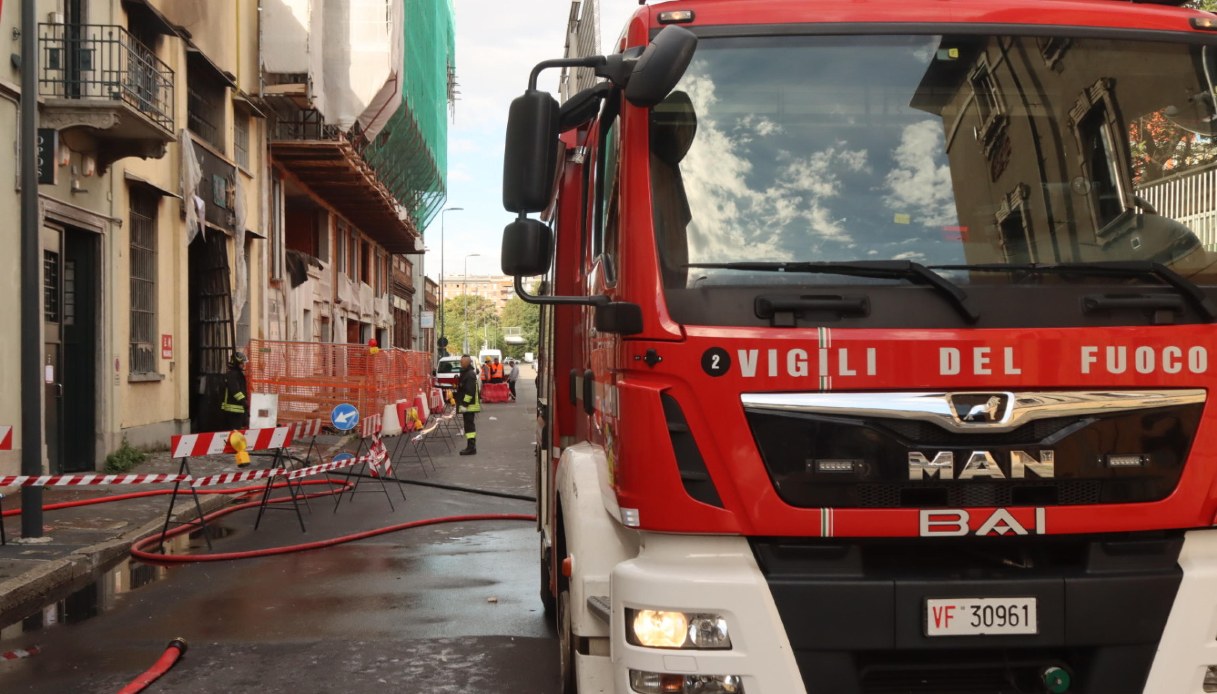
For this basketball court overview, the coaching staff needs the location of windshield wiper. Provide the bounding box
[686,259,979,323]
[930,260,1217,322]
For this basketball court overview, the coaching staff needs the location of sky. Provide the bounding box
[421,0,637,283]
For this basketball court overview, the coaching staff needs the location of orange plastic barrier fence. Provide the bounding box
[246,340,433,424]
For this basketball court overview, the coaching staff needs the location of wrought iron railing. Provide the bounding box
[38,23,174,132]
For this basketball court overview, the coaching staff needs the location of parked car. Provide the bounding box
[435,355,462,389]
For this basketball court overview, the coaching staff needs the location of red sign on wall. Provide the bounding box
[161,334,173,360]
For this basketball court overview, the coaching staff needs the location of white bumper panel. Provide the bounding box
[1144,528,1217,693]
[608,533,807,694]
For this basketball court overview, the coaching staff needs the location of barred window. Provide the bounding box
[129,191,158,375]
[234,112,250,169]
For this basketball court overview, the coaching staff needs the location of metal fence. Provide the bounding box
[1137,161,1217,252]
[38,23,174,132]
[246,340,433,424]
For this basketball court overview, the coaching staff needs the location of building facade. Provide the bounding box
[0,0,452,475]
[0,0,270,475]
[440,275,515,314]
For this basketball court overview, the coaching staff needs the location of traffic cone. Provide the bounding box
[382,402,403,437]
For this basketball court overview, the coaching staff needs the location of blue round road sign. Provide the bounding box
[330,403,360,432]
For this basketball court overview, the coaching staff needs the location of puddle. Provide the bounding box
[0,523,233,639]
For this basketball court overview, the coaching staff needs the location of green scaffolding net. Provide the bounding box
[364,0,456,233]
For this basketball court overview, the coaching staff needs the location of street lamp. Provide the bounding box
[438,206,463,350]
[462,252,480,353]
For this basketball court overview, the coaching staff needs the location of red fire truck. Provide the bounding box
[501,1,1217,692]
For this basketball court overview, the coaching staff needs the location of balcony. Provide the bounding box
[38,23,175,170]
[271,109,421,254]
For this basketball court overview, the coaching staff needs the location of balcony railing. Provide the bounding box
[38,23,174,132]
[273,108,343,143]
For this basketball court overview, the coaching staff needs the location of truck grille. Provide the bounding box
[743,391,1202,509]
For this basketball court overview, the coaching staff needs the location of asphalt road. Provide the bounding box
[0,369,557,693]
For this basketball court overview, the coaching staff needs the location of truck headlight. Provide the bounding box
[627,609,732,650]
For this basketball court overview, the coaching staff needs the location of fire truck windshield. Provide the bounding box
[649,33,1217,298]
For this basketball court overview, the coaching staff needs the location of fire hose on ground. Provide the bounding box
[1,474,537,692]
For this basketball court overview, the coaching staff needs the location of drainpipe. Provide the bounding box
[19,0,43,537]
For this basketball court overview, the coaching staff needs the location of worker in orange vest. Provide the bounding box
[491,357,505,383]
[480,357,493,383]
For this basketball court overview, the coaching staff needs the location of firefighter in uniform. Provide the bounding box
[220,352,249,431]
[457,354,481,455]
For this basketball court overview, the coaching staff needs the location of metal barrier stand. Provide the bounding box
[252,445,306,532]
[156,457,213,553]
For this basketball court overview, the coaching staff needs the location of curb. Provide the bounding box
[0,491,235,628]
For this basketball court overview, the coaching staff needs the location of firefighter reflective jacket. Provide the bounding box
[221,366,248,415]
[457,364,482,413]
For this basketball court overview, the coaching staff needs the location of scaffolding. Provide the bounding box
[362,0,456,231]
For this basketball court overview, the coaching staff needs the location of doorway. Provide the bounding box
[188,232,235,433]
[42,225,100,473]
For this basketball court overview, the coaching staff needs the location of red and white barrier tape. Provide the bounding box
[192,451,379,487]
[0,425,12,451]
[1,646,41,661]
[367,435,391,477]
[286,454,372,480]
[0,473,190,487]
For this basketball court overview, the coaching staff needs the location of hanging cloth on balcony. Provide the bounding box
[179,128,204,244]
[231,182,249,322]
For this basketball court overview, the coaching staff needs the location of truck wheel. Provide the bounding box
[540,540,556,618]
[558,589,577,694]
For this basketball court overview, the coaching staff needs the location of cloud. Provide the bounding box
[883,120,958,227]
[675,67,872,264]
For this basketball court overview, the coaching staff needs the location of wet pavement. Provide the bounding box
[0,368,558,693]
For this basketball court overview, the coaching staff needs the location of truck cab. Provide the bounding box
[503,2,1217,692]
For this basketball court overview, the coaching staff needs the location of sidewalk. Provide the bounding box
[0,451,250,629]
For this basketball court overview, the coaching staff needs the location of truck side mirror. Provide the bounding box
[624,25,698,107]
[503,90,561,213]
[501,218,553,277]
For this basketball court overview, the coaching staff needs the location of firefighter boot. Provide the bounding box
[459,439,477,456]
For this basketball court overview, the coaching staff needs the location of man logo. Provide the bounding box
[950,393,1010,424]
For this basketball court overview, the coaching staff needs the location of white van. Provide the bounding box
[478,348,502,364]
[435,355,463,389]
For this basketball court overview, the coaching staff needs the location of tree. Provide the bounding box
[500,296,540,359]
[439,294,497,356]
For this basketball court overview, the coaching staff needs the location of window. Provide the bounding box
[270,175,284,279]
[996,186,1035,263]
[357,236,367,282]
[335,223,347,273]
[315,211,330,262]
[129,190,158,375]
[234,111,250,169]
[43,250,60,322]
[187,57,226,150]
[594,115,621,282]
[969,55,1008,158]
[1072,80,1129,235]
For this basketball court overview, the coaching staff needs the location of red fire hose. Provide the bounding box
[115,638,188,694]
[5,477,537,693]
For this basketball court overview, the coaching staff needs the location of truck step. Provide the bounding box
[587,595,611,624]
